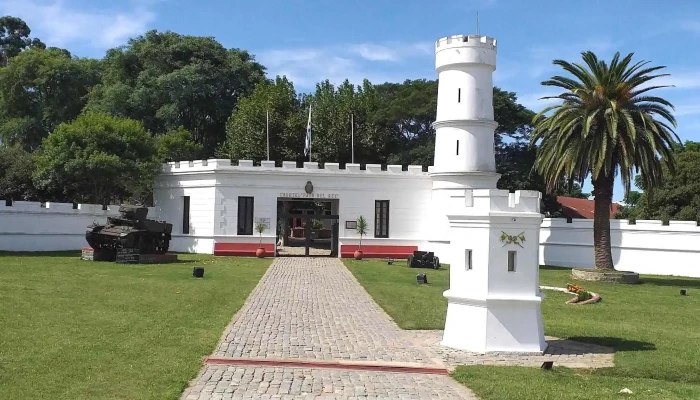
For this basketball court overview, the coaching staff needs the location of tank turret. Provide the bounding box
[85,205,172,254]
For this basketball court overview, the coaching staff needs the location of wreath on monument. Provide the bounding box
[500,231,525,248]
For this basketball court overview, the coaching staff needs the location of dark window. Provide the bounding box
[374,200,389,238]
[237,196,254,235]
[458,88,461,103]
[508,251,517,272]
[466,249,472,270]
[5,198,12,207]
[182,196,190,234]
[456,140,459,155]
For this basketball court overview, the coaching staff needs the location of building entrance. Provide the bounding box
[276,199,339,257]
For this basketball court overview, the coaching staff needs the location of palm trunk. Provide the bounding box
[592,174,615,270]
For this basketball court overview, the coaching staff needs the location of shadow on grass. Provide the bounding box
[540,265,573,271]
[640,276,700,289]
[567,336,656,352]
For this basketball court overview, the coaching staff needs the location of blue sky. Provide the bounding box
[2,0,699,200]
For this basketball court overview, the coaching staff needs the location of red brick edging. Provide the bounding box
[204,356,449,375]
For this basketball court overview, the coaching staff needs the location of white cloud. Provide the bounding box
[258,41,433,90]
[349,42,432,62]
[654,72,700,90]
[522,37,619,79]
[0,0,157,51]
[675,102,700,117]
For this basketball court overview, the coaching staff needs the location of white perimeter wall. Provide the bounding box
[540,218,700,278]
[0,202,155,251]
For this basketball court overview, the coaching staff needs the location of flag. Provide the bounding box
[304,105,312,157]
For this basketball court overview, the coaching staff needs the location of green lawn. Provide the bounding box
[0,252,270,400]
[344,260,700,400]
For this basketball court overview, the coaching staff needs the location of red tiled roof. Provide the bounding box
[557,196,620,219]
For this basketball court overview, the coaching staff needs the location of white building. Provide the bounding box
[154,33,548,353]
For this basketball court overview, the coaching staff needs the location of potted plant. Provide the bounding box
[255,222,266,258]
[354,216,367,260]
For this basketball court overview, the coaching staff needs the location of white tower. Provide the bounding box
[431,34,547,354]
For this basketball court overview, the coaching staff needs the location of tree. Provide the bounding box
[157,127,203,162]
[218,76,305,163]
[33,113,160,206]
[0,146,37,201]
[531,51,680,270]
[308,79,386,164]
[0,48,101,150]
[618,141,700,221]
[85,30,266,155]
[0,16,45,66]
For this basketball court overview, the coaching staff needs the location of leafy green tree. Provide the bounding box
[619,141,700,222]
[0,146,37,201]
[86,30,266,155]
[531,51,680,270]
[33,113,160,206]
[157,127,203,162]
[309,79,385,164]
[219,76,305,163]
[0,48,101,150]
[0,16,45,66]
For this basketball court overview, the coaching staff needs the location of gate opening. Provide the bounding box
[276,198,339,257]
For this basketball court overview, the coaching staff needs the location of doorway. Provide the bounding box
[276,199,339,257]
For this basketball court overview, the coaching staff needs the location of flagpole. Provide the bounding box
[266,110,270,161]
[351,113,354,164]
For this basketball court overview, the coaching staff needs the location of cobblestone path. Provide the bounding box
[181,258,476,399]
[213,258,441,364]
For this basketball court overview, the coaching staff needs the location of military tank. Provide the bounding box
[85,205,172,254]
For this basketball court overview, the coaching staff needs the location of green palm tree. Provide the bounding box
[531,51,680,270]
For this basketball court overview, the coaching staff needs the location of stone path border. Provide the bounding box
[404,330,615,370]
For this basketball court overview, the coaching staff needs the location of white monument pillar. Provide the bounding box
[431,34,547,354]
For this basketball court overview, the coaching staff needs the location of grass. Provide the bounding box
[0,251,270,400]
[344,259,700,400]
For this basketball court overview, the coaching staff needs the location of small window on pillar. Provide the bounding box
[456,140,459,155]
[458,88,461,103]
[508,251,517,272]
[465,249,472,270]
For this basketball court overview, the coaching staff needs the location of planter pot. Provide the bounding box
[256,247,266,258]
[354,250,363,260]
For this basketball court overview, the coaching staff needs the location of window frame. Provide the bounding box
[237,196,254,235]
[374,200,390,238]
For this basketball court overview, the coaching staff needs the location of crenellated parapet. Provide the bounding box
[543,218,700,231]
[0,201,156,216]
[435,34,497,50]
[448,188,541,214]
[160,159,429,176]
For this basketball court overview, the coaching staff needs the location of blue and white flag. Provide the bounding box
[304,105,312,157]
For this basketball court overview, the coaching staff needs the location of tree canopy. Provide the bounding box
[616,141,700,222]
[0,16,45,66]
[33,113,160,205]
[85,30,266,155]
[0,47,101,150]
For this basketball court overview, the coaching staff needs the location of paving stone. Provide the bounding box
[182,366,475,400]
[213,258,439,364]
